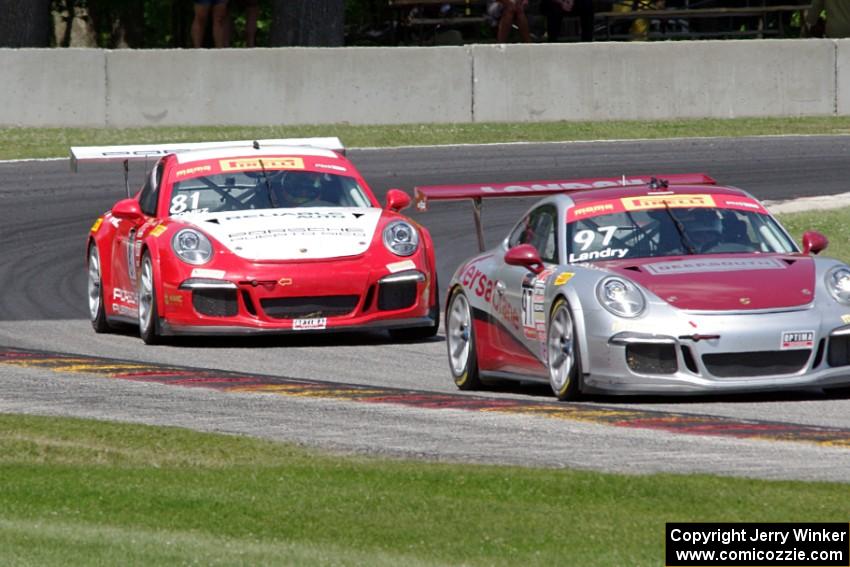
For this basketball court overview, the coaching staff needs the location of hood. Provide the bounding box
[601,255,815,310]
[179,207,382,261]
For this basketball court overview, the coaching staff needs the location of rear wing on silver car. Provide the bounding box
[414,173,717,252]
[70,137,345,197]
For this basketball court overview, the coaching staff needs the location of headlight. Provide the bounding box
[596,277,645,318]
[383,221,419,257]
[826,266,850,305]
[172,228,213,265]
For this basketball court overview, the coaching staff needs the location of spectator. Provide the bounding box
[192,0,229,48]
[496,0,531,43]
[229,0,259,47]
[541,0,595,42]
[806,0,850,38]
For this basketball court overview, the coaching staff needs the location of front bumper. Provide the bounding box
[581,306,850,395]
[158,257,435,335]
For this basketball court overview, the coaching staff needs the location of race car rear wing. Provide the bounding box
[414,173,716,251]
[70,137,345,197]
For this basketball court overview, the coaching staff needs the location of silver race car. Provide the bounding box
[416,174,850,399]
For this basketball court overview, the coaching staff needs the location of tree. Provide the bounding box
[0,0,52,47]
[270,0,344,47]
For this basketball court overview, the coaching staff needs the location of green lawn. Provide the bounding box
[1,414,848,567]
[4,115,850,160]
[777,207,850,264]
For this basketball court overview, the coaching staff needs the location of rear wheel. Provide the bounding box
[547,298,582,401]
[87,244,111,333]
[446,287,482,391]
[138,252,163,345]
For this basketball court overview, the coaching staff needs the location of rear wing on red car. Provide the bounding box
[414,173,716,251]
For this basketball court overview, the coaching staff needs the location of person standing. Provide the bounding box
[497,0,531,43]
[192,0,229,48]
[806,0,850,38]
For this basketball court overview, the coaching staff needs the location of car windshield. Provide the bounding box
[566,207,797,263]
[167,170,372,216]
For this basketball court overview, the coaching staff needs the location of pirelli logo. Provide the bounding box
[219,157,304,172]
[622,194,715,211]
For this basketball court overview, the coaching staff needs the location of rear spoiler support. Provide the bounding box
[123,159,130,198]
[415,173,717,252]
[472,197,485,252]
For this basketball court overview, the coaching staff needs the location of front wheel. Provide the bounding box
[87,244,111,333]
[446,287,482,391]
[137,252,163,345]
[547,298,582,401]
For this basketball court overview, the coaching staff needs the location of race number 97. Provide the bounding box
[573,226,617,251]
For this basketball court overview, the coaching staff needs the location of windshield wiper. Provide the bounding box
[664,203,697,255]
[258,158,279,208]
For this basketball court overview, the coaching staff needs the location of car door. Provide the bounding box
[491,204,560,376]
[109,162,163,318]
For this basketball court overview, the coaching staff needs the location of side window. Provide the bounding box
[138,161,164,217]
[507,205,559,264]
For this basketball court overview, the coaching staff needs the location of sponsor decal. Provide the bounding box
[175,165,212,178]
[480,178,646,194]
[460,261,521,330]
[219,157,304,172]
[164,293,184,306]
[781,330,814,350]
[90,218,103,233]
[569,248,628,263]
[553,272,575,286]
[293,317,327,330]
[278,277,293,286]
[112,288,137,305]
[644,257,787,275]
[191,268,226,279]
[314,163,347,172]
[149,224,168,237]
[112,304,136,317]
[571,202,617,220]
[842,314,850,325]
[223,211,349,221]
[387,260,416,273]
[622,193,715,211]
[228,227,366,242]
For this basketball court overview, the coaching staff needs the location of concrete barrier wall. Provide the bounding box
[472,40,836,122]
[0,49,107,127]
[105,47,472,127]
[0,40,845,127]
[838,40,849,116]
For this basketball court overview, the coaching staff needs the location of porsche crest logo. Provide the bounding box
[278,277,293,286]
[739,297,751,305]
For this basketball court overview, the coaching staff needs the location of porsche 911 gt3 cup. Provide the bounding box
[78,138,438,344]
[417,173,850,399]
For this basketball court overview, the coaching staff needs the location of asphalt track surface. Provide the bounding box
[3,135,850,482]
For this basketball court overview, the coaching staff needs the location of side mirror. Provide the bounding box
[802,230,828,255]
[111,198,144,221]
[385,189,411,212]
[504,244,544,274]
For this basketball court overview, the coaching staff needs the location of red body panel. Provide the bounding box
[603,254,814,311]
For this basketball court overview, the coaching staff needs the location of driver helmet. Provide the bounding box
[679,207,722,247]
[277,172,322,206]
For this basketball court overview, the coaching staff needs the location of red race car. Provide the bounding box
[76,138,439,344]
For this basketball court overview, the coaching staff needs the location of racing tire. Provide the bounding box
[87,243,111,333]
[388,277,440,341]
[137,252,163,345]
[446,287,482,391]
[547,297,582,401]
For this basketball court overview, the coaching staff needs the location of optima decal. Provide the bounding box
[219,157,304,172]
[293,318,327,330]
[782,331,814,350]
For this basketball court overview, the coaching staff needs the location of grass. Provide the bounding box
[3,115,850,160]
[1,413,849,566]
